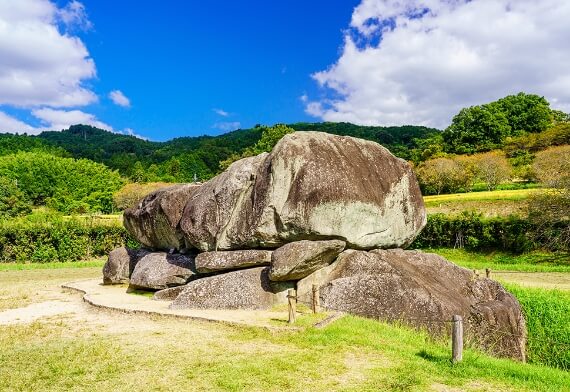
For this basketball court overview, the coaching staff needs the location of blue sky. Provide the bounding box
[1,1,570,141]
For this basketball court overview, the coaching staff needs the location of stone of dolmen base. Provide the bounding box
[129,252,197,290]
[170,267,293,310]
[195,250,272,273]
[268,239,345,281]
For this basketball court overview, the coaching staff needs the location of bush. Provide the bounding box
[0,217,138,263]
[413,213,537,253]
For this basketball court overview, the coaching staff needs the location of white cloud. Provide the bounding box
[307,0,570,128]
[57,0,93,31]
[32,108,113,131]
[300,94,308,103]
[109,90,131,108]
[213,121,241,132]
[116,127,148,140]
[213,108,230,117]
[0,111,39,134]
[0,0,96,108]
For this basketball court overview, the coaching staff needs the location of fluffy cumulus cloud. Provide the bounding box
[0,1,138,136]
[307,0,570,128]
[0,111,38,134]
[32,108,113,131]
[0,0,97,108]
[109,90,131,108]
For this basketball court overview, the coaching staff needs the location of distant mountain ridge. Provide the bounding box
[0,122,439,181]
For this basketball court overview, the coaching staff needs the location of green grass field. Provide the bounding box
[429,248,570,272]
[423,188,548,217]
[1,309,569,391]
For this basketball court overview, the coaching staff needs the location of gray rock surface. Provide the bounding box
[153,285,187,301]
[269,239,345,281]
[178,131,425,251]
[302,249,526,360]
[249,132,426,249]
[180,154,268,251]
[102,247,148,285]
[129,252,197,290]
[195,250,272,273]
[124,184,200,250]
[170,267,293,310]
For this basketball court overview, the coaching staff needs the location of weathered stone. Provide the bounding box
[153,285,187,301]
[179,132,426,251]
[170,267,293,310]
[251,132,426,249]
[195,250,272,273]
[102,247,149,285]
[124,184,201,250]
[129,252,197,290]
[269,239,345,281]
[179,154,268,251]
[300,249,526,360]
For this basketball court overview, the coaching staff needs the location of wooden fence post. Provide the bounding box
[288,289,297,324]
[485,268,491,279]
[312,284,319,313]
[452,315,463,363]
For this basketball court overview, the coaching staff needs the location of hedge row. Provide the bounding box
[412,212,550,253]
[0,213,563,263]
[0,220,138,263]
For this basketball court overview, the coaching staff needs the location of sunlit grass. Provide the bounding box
[423,188,542,205]
[429,248,570,272]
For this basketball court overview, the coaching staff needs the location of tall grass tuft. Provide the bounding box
[506,284,570,370]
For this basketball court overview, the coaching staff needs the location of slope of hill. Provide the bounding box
[0,123,439,180]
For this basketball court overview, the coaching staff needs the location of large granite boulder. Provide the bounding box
[129,252,197,290]
[195,250,272,273]
[124,184,201,251]
[269,239,345,281]
[250,132,426,249]
[102,247,149,285]
[180,154,268,251]
[298,249,526,360]
[179,132,425,251]
[170,267,293,310]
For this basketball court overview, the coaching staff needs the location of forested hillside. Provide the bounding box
[0,122,438,182]
[0,92,568,215]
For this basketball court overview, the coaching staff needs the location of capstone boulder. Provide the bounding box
[124,184,200,251]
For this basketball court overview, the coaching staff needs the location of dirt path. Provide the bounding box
[493,272,570,291]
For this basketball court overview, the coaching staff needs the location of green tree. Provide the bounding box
[443,93,555,154]
[443,105,511,154]
[219,124,295,170]
[0,152,125,214]
[0,176,31,218]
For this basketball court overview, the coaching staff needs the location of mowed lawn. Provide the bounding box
[1,265,569,391]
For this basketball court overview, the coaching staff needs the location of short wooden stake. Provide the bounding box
[485,268,491,278]
[452,315,463,363]
[287,289,297,324]
[312,284,320,313]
